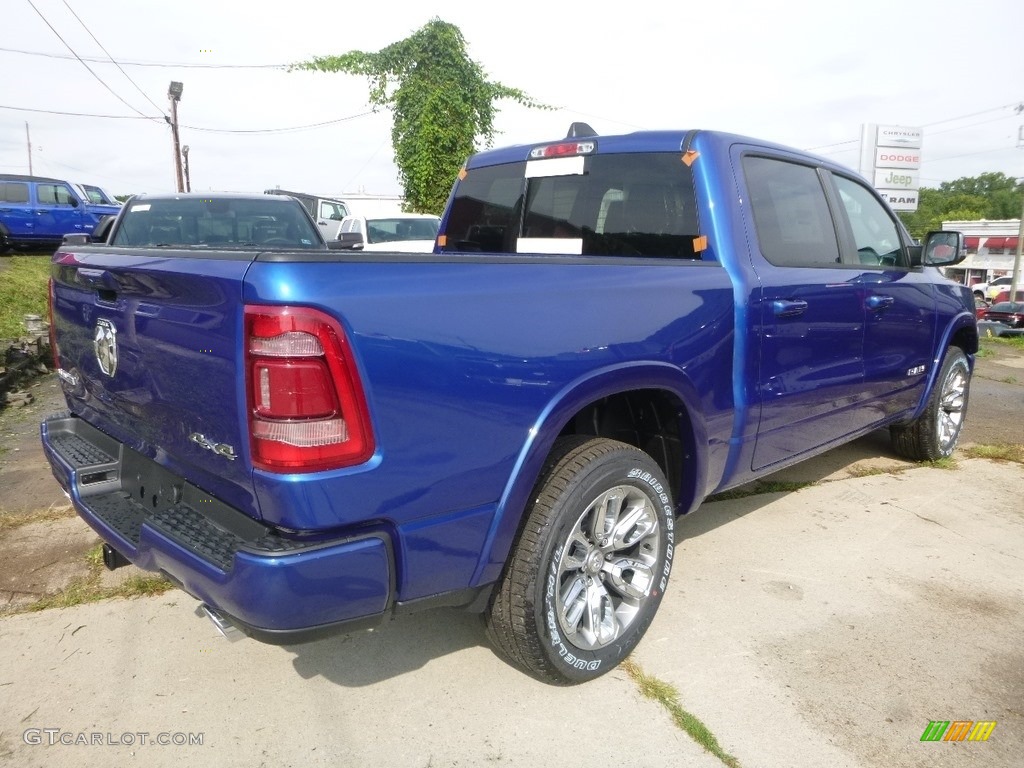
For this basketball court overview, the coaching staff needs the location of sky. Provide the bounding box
[2,0,1023,202]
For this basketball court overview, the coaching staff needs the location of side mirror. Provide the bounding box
[920,230,966,267]
[92,215,116,242]
[68,196,79,208]
[335,232,364,249]
[61,233,92,246]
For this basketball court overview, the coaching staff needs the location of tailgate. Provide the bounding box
[51,247,260,519]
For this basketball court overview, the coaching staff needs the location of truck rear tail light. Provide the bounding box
[245,305,374,472]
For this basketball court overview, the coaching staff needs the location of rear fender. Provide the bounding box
[470,362,707,588]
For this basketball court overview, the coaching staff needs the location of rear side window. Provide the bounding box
[0,182,29,203]
[743,156,840,268]
[440,152,701,259]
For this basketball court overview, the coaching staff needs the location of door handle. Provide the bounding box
[772,299,809,318]
[866,294,895,311]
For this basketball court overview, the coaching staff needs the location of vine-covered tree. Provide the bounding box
[293,19,548,214]
[899,172,1023,238]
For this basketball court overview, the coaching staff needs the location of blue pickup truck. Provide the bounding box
[40,126,976,684]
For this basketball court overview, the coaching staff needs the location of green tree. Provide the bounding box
[293,19,548,214]
[898,173,1024,238]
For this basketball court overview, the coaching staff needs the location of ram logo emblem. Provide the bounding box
[189,432,237,461]
[93,319,118,377]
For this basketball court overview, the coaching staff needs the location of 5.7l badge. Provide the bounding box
[93,318,118,377]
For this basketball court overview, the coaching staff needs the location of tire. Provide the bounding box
[485,436,674,685]
[890,347,970,461]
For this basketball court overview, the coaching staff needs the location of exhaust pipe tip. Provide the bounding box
[195,603,245,642]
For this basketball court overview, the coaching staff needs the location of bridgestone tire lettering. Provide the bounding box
[484,436,675,684]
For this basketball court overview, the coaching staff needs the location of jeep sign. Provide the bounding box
[874,169,920,189]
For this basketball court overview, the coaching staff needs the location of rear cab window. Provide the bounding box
[111,198,322,249]
[439,152,702,260]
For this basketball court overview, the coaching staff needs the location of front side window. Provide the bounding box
[319,201,347,220]
[440,152,701,259]
[832,175,906,268]
[743,156,840,268]
[37,183,77,206]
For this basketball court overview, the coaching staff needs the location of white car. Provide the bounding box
[337,213,440,252]
[73,183,121,206]
[973,276,1019,302]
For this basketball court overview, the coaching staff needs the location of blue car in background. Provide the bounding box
[0,174,120,253]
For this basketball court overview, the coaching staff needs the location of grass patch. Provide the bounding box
[3,541,173,616]
[0,255,51,339]
[706,479,813,503]
[0,503,75,533]
[623,658,741,767]
[845,466,891,479]
[927,456,958,470]
[979,335,1024,352]
[961,443,1024,465]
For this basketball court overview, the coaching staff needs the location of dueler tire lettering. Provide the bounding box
[484,436,675,685]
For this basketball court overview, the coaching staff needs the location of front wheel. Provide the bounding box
[485,437,675,684]
[890,347,970,461]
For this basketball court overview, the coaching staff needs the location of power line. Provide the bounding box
[0,103,374,133]
[805,100,1024,153]
[59,0,167,117]
[24,0,162,122]
[0,45,285,69]
[0,104,153,119]
[180,112,374,134]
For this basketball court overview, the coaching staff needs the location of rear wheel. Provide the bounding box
[890,347,970,461]
[485,437,674,684]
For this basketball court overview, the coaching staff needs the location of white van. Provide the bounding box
[264,189,350,242]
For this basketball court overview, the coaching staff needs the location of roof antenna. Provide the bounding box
[566,122,597,138]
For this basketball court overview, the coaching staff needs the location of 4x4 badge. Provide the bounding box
[93,318,118,377]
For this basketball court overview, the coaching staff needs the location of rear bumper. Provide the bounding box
[40,413,393,639]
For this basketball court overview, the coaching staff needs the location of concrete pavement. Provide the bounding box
[1,457,1021,767]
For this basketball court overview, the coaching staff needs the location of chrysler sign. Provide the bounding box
[876,125,923,149]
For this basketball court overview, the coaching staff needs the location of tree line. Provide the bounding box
[898,172,1023,239]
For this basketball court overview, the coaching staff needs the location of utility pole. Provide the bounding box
[25,122,32,175]
[1010,188,1023,303]
[182,145,192,192]
[167,81,185,193]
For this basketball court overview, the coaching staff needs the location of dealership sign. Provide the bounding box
[874,168,920,188]
[876,189,920,211]
[874,148,921,170]
[860,123,923,211]
[876,125,923,149]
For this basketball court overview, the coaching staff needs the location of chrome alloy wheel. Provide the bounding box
[555,485,661,651]
[937,361,968,452]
